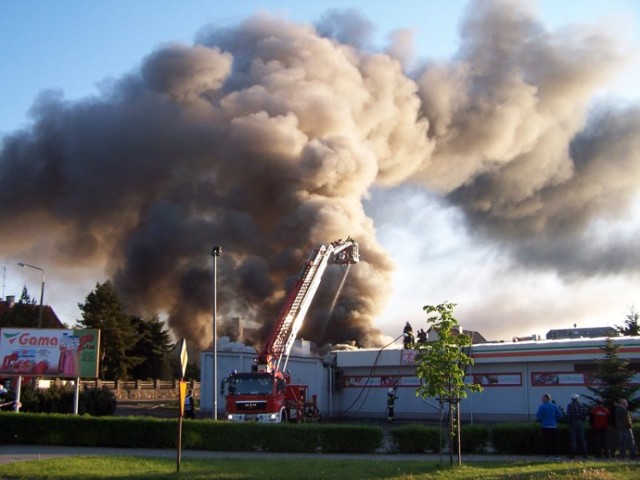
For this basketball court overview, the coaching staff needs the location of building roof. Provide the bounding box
[333,335,640,368]
[0,298,64,328]
[546,326,617,339]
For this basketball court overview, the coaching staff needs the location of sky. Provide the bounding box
[1,0,640,350]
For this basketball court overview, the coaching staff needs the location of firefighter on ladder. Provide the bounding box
[386,386,398,422]
[402,322,414,349]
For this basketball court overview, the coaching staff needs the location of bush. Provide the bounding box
[6,384,116,416]
[460,424,490,453]
[79,386,116,416]
[0,413,383,453]
[9,384,40,412]
[389,423,489,454]
[259,423,320,453]
[38,385,75,414]
[492,423,539,454]
[390,424,440,453]
[199,422,269,452]
[492,422,571,455]
[319,424,382,453]
[17,414,635,456]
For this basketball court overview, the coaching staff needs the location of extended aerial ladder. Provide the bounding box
[221,237,359,423]
[257,237,360,374]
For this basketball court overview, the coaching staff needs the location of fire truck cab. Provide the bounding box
[223,370,310,422]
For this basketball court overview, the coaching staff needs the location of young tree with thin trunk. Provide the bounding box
[414,302,482,466]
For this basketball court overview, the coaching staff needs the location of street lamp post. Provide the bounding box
[211,246,222,420]
[17,262,45,328]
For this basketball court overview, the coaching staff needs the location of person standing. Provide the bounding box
[184,389,196,420]
[566,394,589,459]
[402,322,414,349]
[536,393,563,460]
[417,329,427,344]
[614,399,637,459]
[590,400,611,458]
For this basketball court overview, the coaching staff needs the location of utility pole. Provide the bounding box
[211,246,222,419]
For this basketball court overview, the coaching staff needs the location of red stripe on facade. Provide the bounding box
[472,346,640,359]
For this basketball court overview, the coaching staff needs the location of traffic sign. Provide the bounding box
[179,339,188,378]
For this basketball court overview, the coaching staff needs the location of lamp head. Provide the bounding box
[212,246,222,257]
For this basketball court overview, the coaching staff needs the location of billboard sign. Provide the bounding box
[0,328,100,378]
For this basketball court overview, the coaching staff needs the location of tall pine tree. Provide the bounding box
[617,308,640,336]
[77,281,139,380]
[129,315,175,380]
[585,336,640,411]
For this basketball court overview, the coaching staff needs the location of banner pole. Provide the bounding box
[177,378,186,472]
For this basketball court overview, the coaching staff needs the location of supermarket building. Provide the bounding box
[201,335,640,422]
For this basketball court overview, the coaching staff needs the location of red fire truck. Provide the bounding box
[221,238,359,422]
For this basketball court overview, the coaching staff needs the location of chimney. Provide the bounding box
[231,317,244,342]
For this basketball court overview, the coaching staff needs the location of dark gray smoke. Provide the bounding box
[1,0,638,351]
[415,0,640,276]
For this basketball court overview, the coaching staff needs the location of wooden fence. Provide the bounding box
[79,379,200,400]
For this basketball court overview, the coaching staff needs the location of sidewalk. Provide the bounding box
[0,444,577,465]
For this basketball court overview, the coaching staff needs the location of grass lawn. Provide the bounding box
[1,456,639,479]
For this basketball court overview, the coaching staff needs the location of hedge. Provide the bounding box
[492,422,640,456]
[3,414,638,456]
[391,422,640,456]
[389,424,440,453]
[1,385,116,416]
[460,424,490,454]
[389,424,490,454]
[0,413,382,454]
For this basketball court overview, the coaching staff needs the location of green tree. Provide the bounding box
[77,281,139,381]
[414,302,482,466]
[617,307,640,336]
[18,286,37,305]
[585,336,640,411]
[129,315,174,380]
[184,358,201,381]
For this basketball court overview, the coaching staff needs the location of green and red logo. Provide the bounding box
[2,332,20,344]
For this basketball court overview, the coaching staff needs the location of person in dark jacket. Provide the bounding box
[566,394,589,459]
[184,389,196,420]
[402,322,414,349]
[614,399,636,459]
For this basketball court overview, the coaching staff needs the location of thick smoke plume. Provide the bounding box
[1,0,639,351]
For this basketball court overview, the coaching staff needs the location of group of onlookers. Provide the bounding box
[536,393,637,460]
